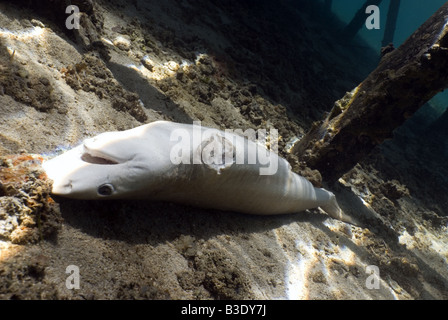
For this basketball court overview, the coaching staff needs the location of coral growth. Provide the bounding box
[0,153,61,244]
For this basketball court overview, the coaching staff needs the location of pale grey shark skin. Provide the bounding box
[43,121,347,220]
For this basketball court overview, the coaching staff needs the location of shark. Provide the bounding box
[42,120,349,221]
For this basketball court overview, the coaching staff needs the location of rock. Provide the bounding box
[380,180,410,200]
[30,19,45,28]
[0,154,62,244]
[312,270,327,284]
[113,36,131,51]
[141,55,155,71]
[388,257,420,277]
[166,61,180,72]
[17,69,29,78]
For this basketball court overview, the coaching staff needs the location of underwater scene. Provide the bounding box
[0,0,448,303]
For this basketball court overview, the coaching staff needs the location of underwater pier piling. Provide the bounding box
[293,3,448,183]
[382,0,401,47]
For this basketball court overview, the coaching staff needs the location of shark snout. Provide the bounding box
[42,127,148,199]
[42,142,127,199]
[50,179,73,195]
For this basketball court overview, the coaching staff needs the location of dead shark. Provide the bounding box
[42,120,350,222]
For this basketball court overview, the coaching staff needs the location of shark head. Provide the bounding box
[42,127,155,199]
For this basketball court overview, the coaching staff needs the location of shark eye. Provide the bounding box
[97,183,114,196]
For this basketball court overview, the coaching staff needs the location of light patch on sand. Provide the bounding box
[0,26,49,64]
[400,226,448,275]
[279,218,404,300]
[100,37,114,46]
[124,53,204,81]
[0,241,22,262]
[125,60,182,81]
[284,240,318,300]
[0,26,46,41]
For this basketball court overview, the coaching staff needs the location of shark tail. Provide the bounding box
[320,192,356,224]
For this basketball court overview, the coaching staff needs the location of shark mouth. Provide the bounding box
[80,148,120,165]
[81,153,119,165]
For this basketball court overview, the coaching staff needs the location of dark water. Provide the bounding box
[326,0,448,112]
[310,0,448,214]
